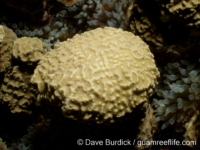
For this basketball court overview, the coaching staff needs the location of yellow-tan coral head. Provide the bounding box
[31,27,160,124]
[12,37,47,66]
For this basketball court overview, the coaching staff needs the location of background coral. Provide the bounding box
[0,66,38,114]
[0,25,17,73]
[128,0,199,58]
[12,37,47,67]
[157,0,200,29]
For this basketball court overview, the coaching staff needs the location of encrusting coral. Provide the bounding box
[0,66,38,114]
[31,27,160,124]
[0,25,17,73]
[12,37,47,67]
[152,59,200,134]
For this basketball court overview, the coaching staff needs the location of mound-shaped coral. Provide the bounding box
[0,25,17,73]
[152,59,200,132]
[31,27,160,124]
[0,66,38,114]
[12,37,47,67]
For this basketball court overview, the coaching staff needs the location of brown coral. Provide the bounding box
[12,37,47,67]
[31,27,160,124]
[0,66,38,114]
[158,0,200,28]
[0,25,17,73]
[128,2,164,52]
[128,0,199,58]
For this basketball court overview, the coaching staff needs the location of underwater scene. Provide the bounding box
[0,0,200,149]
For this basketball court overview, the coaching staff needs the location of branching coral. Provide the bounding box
[152,59,200,132]
[31,27,160,124]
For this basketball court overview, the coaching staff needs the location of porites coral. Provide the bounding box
[31,27,160,124]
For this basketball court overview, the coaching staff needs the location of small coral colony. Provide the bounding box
[0,0,200,149]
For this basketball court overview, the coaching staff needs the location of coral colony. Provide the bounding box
[0,0,200,149]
